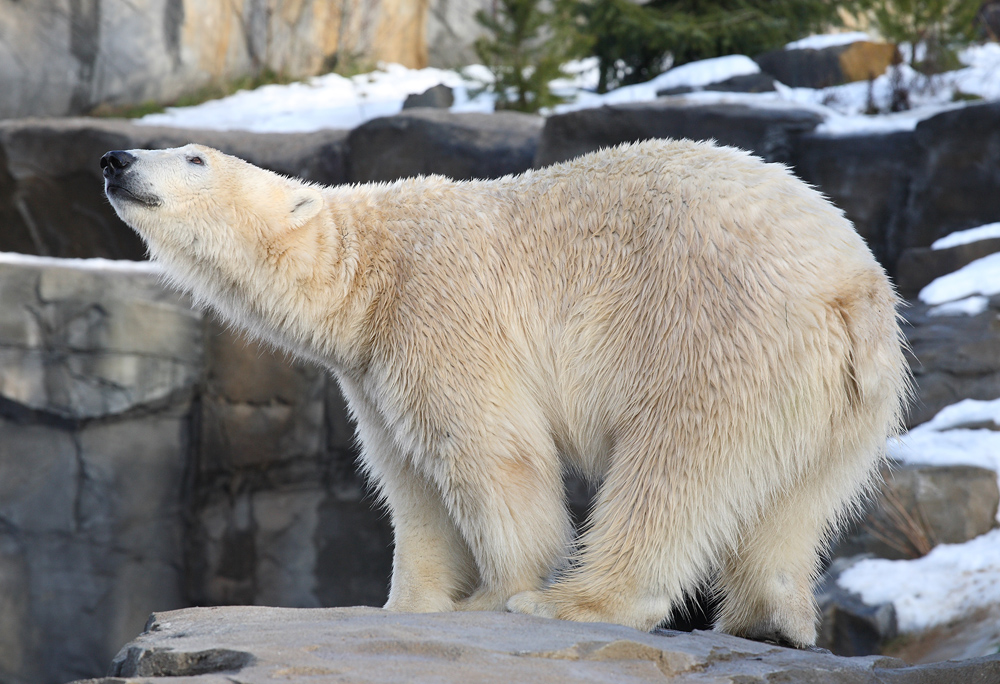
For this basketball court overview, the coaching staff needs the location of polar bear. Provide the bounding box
[102,139,908,646]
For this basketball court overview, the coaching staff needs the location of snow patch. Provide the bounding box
[838,528,1000,633]
[906,397,1000,433]
[785,32,872,51]
[139,64,493,133]
[932,222,1000,250]
[0,251,159,273]
[648,55,760,90]
[927,295,990,317]
[919,252,1000,305]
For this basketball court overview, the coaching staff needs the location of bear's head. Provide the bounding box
[102,144,335,342]
[102,144,324,269]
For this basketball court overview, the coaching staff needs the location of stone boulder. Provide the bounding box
[655,72,777,96]
[903,297,1000,427]
[403,84,456,109]
[903,102,1000,253]
[706,72,778,92]
[74,606,1000,683]
[790,130,918,271]
[883,604,1000,665]
[896,238,1000,298]
[754,41,899,88]
[346,109,543,182]
[535,101,822,168]
[0,119,348,260]
[817,556,899,657]
[791,102,1000,274]
[835,464,1000,561]
[0,255,200,684]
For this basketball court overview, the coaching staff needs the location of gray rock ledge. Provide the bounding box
[71,606,1000,683]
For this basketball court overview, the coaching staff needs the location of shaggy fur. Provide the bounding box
[103,139,909,645]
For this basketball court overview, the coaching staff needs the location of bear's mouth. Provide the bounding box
[105,181,162,208]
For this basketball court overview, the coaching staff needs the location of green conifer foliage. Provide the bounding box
[474,0,584,112]
[866,0,983,74]
[581,0,851,92]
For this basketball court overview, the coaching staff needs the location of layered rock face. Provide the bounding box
[2,99,1000,683]
[0,256,390,684]
[6,100,1000,279]
[0,258,196,683]
[0,0,430,119]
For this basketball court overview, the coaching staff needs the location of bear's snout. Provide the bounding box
[102,150,161,208]
[101,150,136,179]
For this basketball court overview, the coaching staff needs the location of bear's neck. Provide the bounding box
[173,197,397,374]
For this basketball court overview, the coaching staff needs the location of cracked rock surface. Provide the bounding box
[0,259,198,684]
[71,606,1000,684]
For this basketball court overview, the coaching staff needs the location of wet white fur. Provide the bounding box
[106,140,909,645]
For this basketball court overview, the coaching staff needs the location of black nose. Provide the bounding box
[101,150,136,178]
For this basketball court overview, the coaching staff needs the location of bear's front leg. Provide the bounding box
[383,463,477,613]
[358,418,477,612]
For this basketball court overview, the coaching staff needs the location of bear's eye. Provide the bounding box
[187,156,204,166]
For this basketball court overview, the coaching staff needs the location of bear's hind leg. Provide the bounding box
[713,454,867,647]
[508,431,721,631]
[713,501,822,648]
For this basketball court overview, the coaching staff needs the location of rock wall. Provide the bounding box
[0,255,390,684]
[539,100,1000,272]
[2,100,1000,682]
[5,101,1000,274]
[0,0,431,119]
[426,0,491,68]
[0,258,197,683]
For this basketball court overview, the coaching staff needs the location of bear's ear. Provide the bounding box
[288,185,323,227]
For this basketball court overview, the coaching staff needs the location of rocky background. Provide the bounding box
[0,0,490,120]
[1,86,1000,684]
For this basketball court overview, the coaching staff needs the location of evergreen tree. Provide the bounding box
[866,0,983,74]
[474,0,584,112]
[579,0,853,92]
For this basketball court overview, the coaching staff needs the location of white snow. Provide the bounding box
[646,54,760,90]
[552,55,763,114]
[132,34,1000,137]
[139,64,494,133]
[0,251,160,273]
[888,397,1000,519]
[838,528,1000,633]
[951,42,1000,102]
[891,426,1000,485]
[785,32,872,51]
[908,397,1000,433]
[932,222,1000,250]
[840,398,1000,635]
[927,295,990,317]
[919,252,1000,305]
